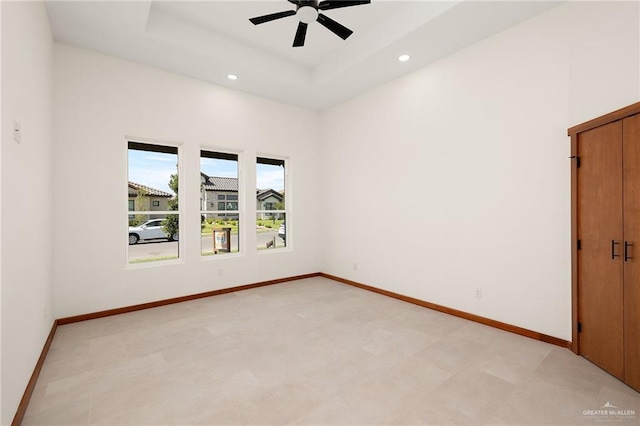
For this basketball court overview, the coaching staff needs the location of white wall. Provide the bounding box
[568,1,640,124]
[53,43,321,318]
[319,1,639,341]
[1,3,4,422]
[1,2,54,424]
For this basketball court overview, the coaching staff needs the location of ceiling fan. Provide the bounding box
[249,0,371,47]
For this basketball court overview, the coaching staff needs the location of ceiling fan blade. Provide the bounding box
[287,0,302,4]
[318,0,371,11]
[293,22,308,47]
[249,10,296,25]
[317,13,353,40]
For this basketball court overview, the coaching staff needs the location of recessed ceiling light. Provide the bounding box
[227,74,238,80]
[398,54,411,62]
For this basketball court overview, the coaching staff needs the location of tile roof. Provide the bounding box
[201,173,282,198]
[256,189,284,202]
[201,173,238,192]
[128,182,172,197]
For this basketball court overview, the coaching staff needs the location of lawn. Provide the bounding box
[201,219,284,235]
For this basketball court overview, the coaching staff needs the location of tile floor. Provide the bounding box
[23,277,640,425]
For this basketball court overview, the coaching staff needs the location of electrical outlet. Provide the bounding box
[13,121,20,143]
[475,288,483,298]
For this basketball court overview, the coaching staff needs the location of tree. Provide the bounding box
[275,200,285,221]
[162,174,179,239]
[134,187,148,225]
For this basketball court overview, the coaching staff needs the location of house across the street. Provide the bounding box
[256,188,284,220]
[128,182,172,220]
[200,173,238,218]
[200,172,283,219]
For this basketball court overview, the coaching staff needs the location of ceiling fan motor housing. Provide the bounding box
[296,0,319,23]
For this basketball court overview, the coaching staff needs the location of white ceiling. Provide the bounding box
[45,0,563,111]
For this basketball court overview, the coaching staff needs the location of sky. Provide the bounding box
[256,163,285,191]
[128,150,177,194]
[128,149,284,194]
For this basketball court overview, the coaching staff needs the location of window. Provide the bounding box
[128,200,135,221]
[256,157,287,250]
[127,141,180,264]
[201,150,240,256]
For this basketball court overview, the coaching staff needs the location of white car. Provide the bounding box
[128,219,178,245]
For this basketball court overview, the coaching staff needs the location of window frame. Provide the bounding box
[256,154,289,253]
[125,138,183,268]
[200,148,243,259]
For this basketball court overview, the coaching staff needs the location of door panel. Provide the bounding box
[623,113,640,390]
[578,121,624,380]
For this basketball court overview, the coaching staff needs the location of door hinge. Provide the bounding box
[578,322,582,333]
[577,239,581,250]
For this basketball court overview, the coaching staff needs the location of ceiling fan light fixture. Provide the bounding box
[398,54,411,62]
[248,0,371,47]
[227,74,239,80]
[297,6,319,24]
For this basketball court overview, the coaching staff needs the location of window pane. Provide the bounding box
[128,214,179,263]
[128,142,179,264]
[128,143,177,212]
[201,151,240,256]
[256,213,286,250]
[257,157,285,250]
[201,215,239,256]
[257,157,285,208]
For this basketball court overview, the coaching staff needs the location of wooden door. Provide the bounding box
[623,113,640,390]
[578,120,624,380]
